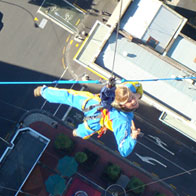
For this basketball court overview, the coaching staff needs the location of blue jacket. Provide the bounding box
[41,82,142,157]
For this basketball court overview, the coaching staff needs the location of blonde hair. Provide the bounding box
[111,86,132,112]
[114,86,130,105]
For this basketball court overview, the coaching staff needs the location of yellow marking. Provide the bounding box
[62,46,65,55]
[75,43,79,47]
[34,17,39,21]
[66,35,70,43]
[97,140,104,145]
[155,129,161,134]
[86,65,107,80]
[73,34,107,81]
[62,57,66,69]
[175,140,182,145]
[70,40,73,45]
[132,161,140,167]
[73,34,89,60]
[151,172,159,178]
[75,19,80,26]
[170,184,176,189]
[73,3,87,13]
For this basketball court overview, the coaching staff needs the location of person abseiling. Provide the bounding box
[34,78,143,157]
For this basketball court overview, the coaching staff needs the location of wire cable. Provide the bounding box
[0,76,196,85]
[111,0,123,76]
[123,167,196,195]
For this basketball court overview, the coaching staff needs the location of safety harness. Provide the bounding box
[81,94,112,139]
[81,77,116,139]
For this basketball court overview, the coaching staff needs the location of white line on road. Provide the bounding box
[137,141,191,175]
[146,135,175,155]
[41,68,68,110]
[39,18,48,29]
[135,153,167,168]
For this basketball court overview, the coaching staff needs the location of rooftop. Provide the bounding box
[96,32,196,121]
[120,0,187,53]
[0,127,50,196]
[74,0,196,140]
[20,113,177,196]
[167,34,196,72]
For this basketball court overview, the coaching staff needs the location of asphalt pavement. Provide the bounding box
[0,0,196,196]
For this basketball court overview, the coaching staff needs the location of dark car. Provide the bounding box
[0,12,4,31]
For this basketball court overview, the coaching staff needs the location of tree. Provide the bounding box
[126,177,145,195]
[105,163,121,182]
[54,133,74,153]
[75,152,88,164]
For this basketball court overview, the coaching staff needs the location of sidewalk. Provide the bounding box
[19,110,178,196]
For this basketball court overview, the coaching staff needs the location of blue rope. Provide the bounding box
[0,80,101,85]
[120,76,196,83]
[0,76,195,85]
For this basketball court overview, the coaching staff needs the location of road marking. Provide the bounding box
[66,35,70,43]
[62,57,66,69]
[137,141,191,174]
[64,0,85,14]
[97,140,104,145]
[135,153,167,168]
[75,43,79,47]
[132,161,140,167]
[151,172,159,178]
[70,40,73,45]
[155,129,161,134]
[39,18,48,29]
[37,9,75,34]
[75,18,80,26]
[147,135,175,155]
[73,3,87,14]
[63,46,65,55]
[170,184,176,189]
[34,17,39,22]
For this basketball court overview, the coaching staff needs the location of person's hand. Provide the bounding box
[131,120,141,139]
[131,128,141,139]
[107,76,116,88]
[34,86,43,97]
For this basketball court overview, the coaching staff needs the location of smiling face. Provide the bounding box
[114,86,139,111]
[121,93,139,110]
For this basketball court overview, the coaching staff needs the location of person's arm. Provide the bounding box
[131,120,141,139]
[113,121,138,157]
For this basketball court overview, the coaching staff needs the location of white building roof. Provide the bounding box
[167,35,196,72]
[120,0,187,53]
[96,33,196,121]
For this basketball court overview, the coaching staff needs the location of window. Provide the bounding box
[147,36,159,48]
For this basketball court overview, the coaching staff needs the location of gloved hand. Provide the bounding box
[108,76,116,88]
[100,86,116,109]
[34,86,43,97]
